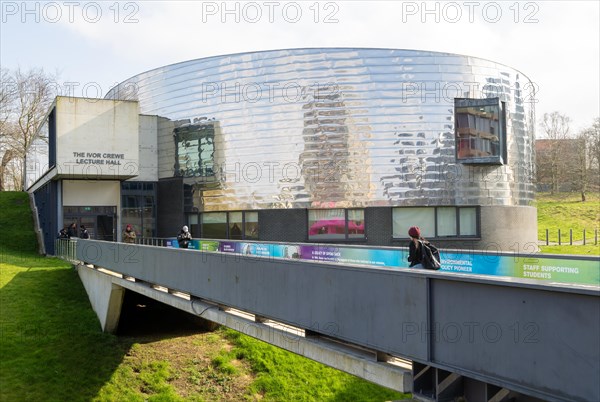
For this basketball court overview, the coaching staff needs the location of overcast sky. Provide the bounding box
[1,0,598,132]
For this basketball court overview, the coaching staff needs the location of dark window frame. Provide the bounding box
[454,97,507,165]
[121,181,157,239]
[197,211,259,240]
[307,208,366,242]
[173,122,216,178]
[392,206,480,240]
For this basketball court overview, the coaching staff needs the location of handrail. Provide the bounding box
[55,238,78,262]
[89,237,600,287]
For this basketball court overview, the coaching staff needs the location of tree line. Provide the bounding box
[537,112,600,201]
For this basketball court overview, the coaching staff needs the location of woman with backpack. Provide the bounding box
[407,226,425,268]
[407,226,441,270]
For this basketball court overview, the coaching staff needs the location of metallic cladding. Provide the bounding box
[106,48,535,212]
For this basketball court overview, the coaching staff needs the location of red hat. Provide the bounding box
[408,226,421,238]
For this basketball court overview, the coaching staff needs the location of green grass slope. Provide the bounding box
[0,191,38,256]
[536,192,600,255]
[0,191,408,402]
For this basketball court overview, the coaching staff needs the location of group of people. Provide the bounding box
[57,223,89,239]
[123,224,192,248]
[61,223,192,247]
[62,219,431,264]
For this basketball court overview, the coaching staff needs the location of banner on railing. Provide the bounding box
[166,239,600,286]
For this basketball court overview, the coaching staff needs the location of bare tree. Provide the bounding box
[0,68,17,191]
[575,118,600,201]
[0,68,56,190]
[573,135,588,201]
[537,112,572,194]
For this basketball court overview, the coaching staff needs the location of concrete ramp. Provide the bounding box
[76,263,412,393]
[74,240,599,402]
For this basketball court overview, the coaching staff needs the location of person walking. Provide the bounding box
[177,225,192,249]
[123,224,137,244]
[407,226,425,268]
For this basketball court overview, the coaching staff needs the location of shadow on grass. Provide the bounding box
[0,260,213,402]
[0,265,131,402]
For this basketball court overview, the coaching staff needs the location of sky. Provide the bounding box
[1,0,599,132]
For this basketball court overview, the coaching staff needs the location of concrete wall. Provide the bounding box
[157,117,176,180]
[62,180,120,209]
[55,97,139,179]
[134,115,159,182]
[77,265,125,333]
[478,205,538,252]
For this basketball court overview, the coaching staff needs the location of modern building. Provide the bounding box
[27,48,537,255]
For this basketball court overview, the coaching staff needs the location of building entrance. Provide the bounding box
[63,206,117,241]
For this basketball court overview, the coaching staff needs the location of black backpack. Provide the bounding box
[419,240,441,270]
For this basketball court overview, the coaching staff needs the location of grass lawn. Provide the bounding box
[536,192,600,247]
[1,191,408,401]
[1,255,408,402]
[539,244,600,256]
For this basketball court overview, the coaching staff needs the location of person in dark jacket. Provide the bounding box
[177,225,192,249]
[80,225,90,239]
[67,223,78,238]
[58,227,70,239]
[408,226,425,268]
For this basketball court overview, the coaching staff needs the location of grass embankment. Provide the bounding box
[1,191,407,401]
[536,192,600,255]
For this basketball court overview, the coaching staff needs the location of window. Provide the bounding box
[437,207,456,237]
[229,212,243,240]
[187,214,199,239]
[392,207,479,238]
[308,209,365,241]
[455,98,506,164]
[199,211,259,240]
[121,182,157,239]
[174,122,215,177]
[459,208,477,236]
[201,212,227,239]
[244,212,259,240]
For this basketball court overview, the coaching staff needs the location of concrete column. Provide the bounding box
[77,265,125,333]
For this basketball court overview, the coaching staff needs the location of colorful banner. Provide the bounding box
[166,239,600,286]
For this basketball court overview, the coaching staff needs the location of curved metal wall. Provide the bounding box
[107,48,535,212]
